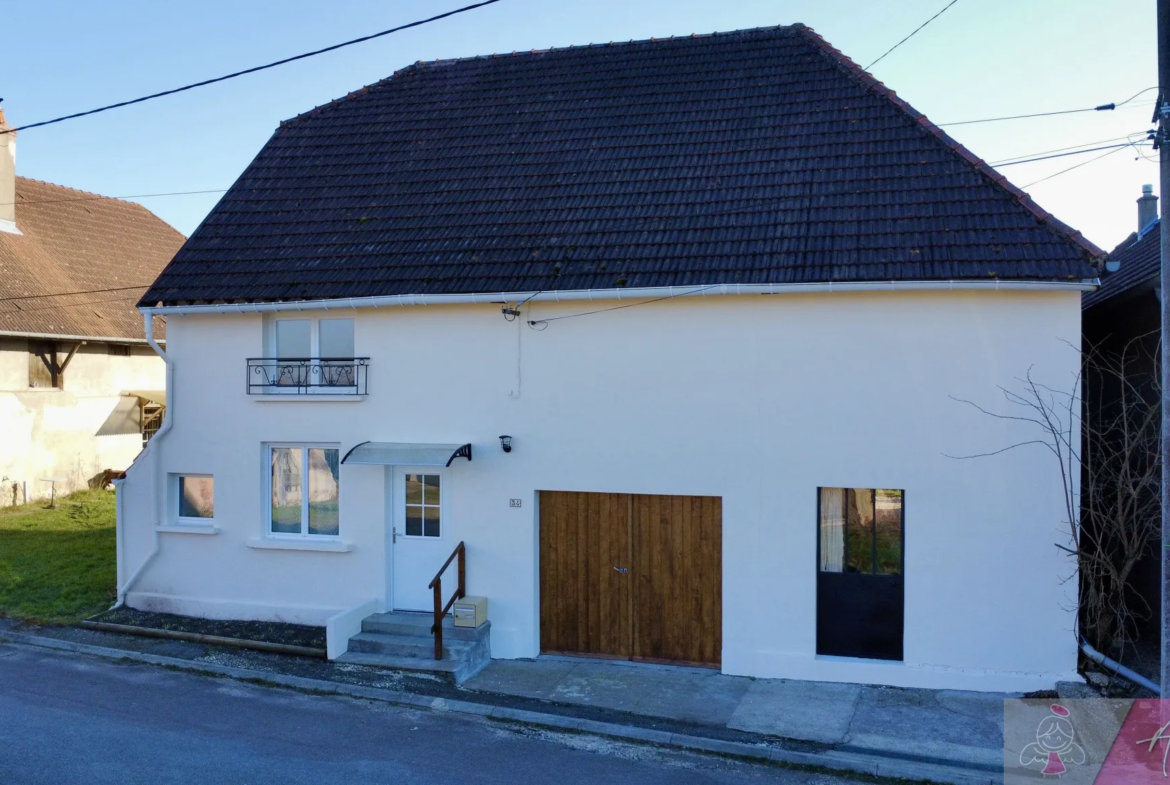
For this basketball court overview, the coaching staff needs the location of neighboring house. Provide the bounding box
[0,109,185,505]
[120,25,1103,691]
[1081,185,1162,641]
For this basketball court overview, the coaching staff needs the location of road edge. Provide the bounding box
[0,630,997,785]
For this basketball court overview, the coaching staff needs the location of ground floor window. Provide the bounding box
[174,475,214,524]
[269,445,340,536]
[817,487,905,661]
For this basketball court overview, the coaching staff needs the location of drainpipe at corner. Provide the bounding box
[111,309,172,609]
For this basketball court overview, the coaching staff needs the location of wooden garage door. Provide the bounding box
[539,491,721,666]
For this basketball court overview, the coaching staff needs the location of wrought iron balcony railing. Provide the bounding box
[246,358,369,395]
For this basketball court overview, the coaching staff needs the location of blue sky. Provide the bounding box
[5,0,1156,249]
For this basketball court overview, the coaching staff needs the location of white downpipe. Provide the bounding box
[141,279,1099,317]
[1080,638,1161,695]
[112,312,173,609]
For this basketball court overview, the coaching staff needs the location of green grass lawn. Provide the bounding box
[0,489,117,623]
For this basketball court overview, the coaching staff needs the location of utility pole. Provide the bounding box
[1160,0,1170,699]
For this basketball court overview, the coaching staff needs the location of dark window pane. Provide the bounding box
[423,474,440,505]
[179,476,214,519]
[846,489,874,574]
[875,489,903,575]
[424,506,440,537]
[405,508,422,537]
[819,488,845,573]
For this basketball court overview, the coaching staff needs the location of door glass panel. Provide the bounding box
[308,448,340,536]
[404,473,440,538]
[846,488,874,573]
[271,448,303,533]
[424,474,440,505]
[405,508,423,537]
[424,506,440,537]
[875,489,903,575]
[275,320,311,358]
[818,488,845,572]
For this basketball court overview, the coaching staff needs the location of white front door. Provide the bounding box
[391,467,450,611]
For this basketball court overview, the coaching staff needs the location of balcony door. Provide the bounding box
[816,487,904,661]
[267,317,356,392]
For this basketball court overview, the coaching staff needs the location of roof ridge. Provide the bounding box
[281,23,803,128]
[794,26,1106,263]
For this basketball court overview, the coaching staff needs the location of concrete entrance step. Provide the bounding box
[343,611,491,684]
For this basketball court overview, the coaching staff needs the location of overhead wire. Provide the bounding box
[1020,144,1136,189]
[527,285,722,329]
[2,0,502,134]
[938,90,1156,127]
[1,188,228,208]
[0,284,155,304]
[865,0,961,70]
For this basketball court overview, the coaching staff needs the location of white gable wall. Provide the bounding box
[119,289,1081,691]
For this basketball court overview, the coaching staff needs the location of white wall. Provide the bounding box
[0,338,164,504]
[119,290,1082,691]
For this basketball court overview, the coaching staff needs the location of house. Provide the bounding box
[0,109,185,505]
[1081,185,1162,646]
[119,24,1103,691]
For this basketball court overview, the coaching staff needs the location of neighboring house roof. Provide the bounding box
[141,24,1102,308]
[0,177,185,341]
[1082,220,1160,309]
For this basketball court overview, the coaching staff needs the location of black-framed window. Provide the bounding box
[818,488,903,575]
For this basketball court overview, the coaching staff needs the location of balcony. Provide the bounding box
[246,358,369,396]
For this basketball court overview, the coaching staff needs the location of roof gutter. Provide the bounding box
[0,329,161,344]
[140,279,1100,316]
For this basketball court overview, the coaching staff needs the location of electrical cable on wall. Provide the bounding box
[526,285,722,329]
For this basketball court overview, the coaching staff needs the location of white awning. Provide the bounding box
[340,442,472,467]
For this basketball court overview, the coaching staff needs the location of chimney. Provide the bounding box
[0,106,15,231]
[1138,183,1158,232]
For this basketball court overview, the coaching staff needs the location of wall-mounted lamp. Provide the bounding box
[499,435,513,453]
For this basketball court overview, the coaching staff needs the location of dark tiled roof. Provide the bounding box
[1082,221,1159,309]
[0,177,185,339]
[141,24,1101,307]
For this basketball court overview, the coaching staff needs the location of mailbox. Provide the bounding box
[452,596,487,628]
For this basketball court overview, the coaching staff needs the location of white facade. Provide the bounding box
[0,337,164,504]
[118,288,1083,691]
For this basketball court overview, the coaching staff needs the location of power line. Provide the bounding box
[865,0,961,70]
[995,142,1149,167]
[3,188,228,208]
[2,0,502,135]
[0,292,142,316]
[988,135,1140,166]
[0,284,153,304]
[1020,144,1135,189]
[938,88,1157,127]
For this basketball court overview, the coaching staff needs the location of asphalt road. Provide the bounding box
[0,642,869,785]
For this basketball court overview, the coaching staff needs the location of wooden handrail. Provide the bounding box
[427,541,466,660]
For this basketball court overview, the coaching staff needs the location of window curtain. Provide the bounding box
[819,488,845,572]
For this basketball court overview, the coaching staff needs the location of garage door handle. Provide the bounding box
[614,566,628,574]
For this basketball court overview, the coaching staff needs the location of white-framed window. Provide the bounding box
[268,444,340,537]
[403,472,442,538]
[172,474,215,525]
[267,317,357,391]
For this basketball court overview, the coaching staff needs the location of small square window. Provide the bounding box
[175,475,214,523]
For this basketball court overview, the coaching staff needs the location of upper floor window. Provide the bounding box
[248,317,367,395]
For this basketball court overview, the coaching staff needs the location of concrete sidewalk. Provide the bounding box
[1,620,1028,784]
[467,657,1008,770]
